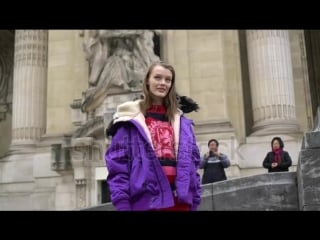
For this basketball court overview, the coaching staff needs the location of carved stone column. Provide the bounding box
[246,30,299,135]
[70,137,94,209]
[11,30,48,145]
[75,179,87,209]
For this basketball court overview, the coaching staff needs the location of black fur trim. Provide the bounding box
[105,119,115,137]
[177,95,200,113]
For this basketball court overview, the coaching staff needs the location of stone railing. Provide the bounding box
[80,107,320,211]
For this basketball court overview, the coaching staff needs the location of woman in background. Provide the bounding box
[263,136,292,173]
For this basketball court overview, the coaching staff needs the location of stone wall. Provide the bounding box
[199,172,298,210]
[81,172,298,211]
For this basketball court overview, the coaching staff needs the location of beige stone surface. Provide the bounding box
[289,30,311,133]
[0,157,34,183]
[47,30,88,134]
[222,30,246,144]
[31,192,56,210]
[165,30,231,124]
[0,193,32,210]
[55,176,75,210]
[33,152,60,178]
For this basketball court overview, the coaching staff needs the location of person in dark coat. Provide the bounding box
[200,139,230,184]
[263,137,292,173]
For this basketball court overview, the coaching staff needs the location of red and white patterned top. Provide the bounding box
[145,105,190,211]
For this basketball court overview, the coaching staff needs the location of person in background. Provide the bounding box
[200,139,230,184]
[263,136,292,173]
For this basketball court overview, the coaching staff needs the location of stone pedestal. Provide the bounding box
[70,137,93,209]
[297,131,320,210]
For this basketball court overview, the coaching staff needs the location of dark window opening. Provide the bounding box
[153,32,161,58]
[100,180,111,204]
[304,30,320,125]
[238,30,254,136]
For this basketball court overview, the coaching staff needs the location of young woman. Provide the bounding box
[105,61,201,211]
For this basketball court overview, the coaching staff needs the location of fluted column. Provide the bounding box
[246,30,299,135]
[11,30,48,145]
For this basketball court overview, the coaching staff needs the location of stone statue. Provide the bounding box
[81,30,160,112]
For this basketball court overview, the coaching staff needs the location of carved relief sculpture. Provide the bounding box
[81,30,160,112]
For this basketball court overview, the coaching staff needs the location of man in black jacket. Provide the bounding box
[200,139,230,184]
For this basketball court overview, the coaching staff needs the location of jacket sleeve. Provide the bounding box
[279,151,292,169]
[199,155,207,169]
[191,130,201,211]
[219,153,230,168]
[263,152,272,169]
[105,126,132,211]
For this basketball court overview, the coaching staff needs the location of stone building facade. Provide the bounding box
[0,30,319,210]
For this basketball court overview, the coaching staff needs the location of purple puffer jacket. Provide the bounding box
[105,115,201,211]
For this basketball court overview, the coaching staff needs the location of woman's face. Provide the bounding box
[272,140,280,150]
[147,65,172,105]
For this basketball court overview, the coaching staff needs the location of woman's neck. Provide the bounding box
[151,102,163,106]
[151,96,164,105]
